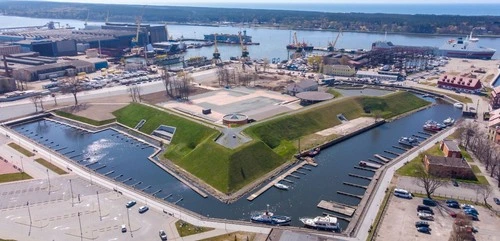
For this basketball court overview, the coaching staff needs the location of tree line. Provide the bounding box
[1,1,500,35]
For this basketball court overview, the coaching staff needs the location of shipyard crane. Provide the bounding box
[105,11,110,24]
[212,33,222,66]
[238,31,250,71]
[131,16,142,46]
[328,29,343,52]
[84,10,89,28]
[293,31,302,53]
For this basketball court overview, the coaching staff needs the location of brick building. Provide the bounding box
[437,74,482,94]
[424,155,475,180]
[440,140,462,158]
[491,86,500,110]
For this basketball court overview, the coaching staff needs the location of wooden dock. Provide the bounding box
[374,154,391,163]
[412,134,427,139]
[247,161,315,201]
[384,150,400,156]
[348,173,372,180]
[343,182,367,189]
[367,158,385,165]
[354,166,375,172]
[418,131,432,136]
[337,191,363,199]
[392,145,409,151]
[317,200,357,217]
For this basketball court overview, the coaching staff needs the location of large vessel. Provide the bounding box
[286,42,314,51]
[204,30,252,44]
[299,215,341,231]
[250,208,291,226]
[371,41,437,52]
[438,33,496,60]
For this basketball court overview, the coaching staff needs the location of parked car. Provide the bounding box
[461,204,475,210]
[126,200,136,208]
[452,179,459,187]
[418,212,434,221]
[417,226,432,234]
[423,198,437,206]
[447,202,460,208]
[419,209,434,215]
[138,206,149,213]
[446,199,458,204]
[121,224,127,233]
[415,221,430,228]
[159,230,167,240]
[464,208,479,216]
[417,205,434,214]
[494,197,500,205]
[466,213,479,221]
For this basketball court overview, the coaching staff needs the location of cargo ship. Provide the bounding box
[204,30,252,44]
[438,33,496,60]
[286,43,314,51]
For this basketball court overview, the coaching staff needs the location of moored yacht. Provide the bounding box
[299,215,341,231]
[274,183,289,190]
[250,208,291,225]
[399,137,419,147]
[443,117,455,126]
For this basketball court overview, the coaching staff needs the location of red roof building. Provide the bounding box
[437,75,482,93]
[491,86,500,110]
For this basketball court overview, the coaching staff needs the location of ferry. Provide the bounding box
[250,208,291,225]
[398,137,419,147]
[299,215,341,231]
[443,117,455,126]
[274,183,289,190]
[438,33,496,60]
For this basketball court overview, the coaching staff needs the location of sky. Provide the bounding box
[35,0,500,4]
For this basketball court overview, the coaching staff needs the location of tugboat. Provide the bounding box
[423,120,442,132]
[398,137,419,147]
[443,117,455,126]
[274,183,289,190]
[299,215,341,232]
[250,205,291,225]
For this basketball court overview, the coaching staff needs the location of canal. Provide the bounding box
[11,97,462,228]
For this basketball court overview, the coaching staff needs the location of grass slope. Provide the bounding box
[34,158,68,175]
[113,103,218,159]
[54,110,115,126]
[7,143,34,157]
[246,91,429,149]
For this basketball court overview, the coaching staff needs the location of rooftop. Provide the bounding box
[425,155,470,169]
[438,74,481,89]
[296,91,334,101]
[442,140,461,152]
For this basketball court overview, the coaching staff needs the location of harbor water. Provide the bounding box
[12,97,462,227]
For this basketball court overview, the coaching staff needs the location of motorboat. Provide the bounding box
[399,137,419,147]
[250,206,291,225]
[307,147,320,157]
[454,103,464,109]
[274,183,289,190]
[299,215,341,231]
[423,120,442,132]
[443,117,455,126]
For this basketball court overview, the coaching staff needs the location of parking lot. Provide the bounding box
[376,195,500,241]
[0,175,179,240]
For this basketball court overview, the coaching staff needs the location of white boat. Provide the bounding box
[443,117,455,126]
[453,103,463,109]
[274,183,289,190]
[299,215,340,231]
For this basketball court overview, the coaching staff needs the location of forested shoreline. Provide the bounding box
[1,1,500,36]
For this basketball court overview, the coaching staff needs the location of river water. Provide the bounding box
[1,15,499,60]
[12,97,462,227]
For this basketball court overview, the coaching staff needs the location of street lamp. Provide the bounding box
[20,156,24,178]
[46,169,51,195]
[77,212,83,241]
[70,179,74,207]
[126,207,133,238]
[96,191,102,221]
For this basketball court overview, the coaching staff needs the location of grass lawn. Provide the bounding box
[175,220,214,237]
[0,172,32,184]
[199,231,256,241]
[460,148,473,162]
[54,110,115,126]
[396,144,441,177]
[470,165,481,174]
[326,88,343,98]
[34,158,67,175]
[7,143,34,157]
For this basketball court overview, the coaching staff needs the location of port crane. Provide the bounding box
[212,33,222,66]
[239,31,250,71]
[328,29,342,52]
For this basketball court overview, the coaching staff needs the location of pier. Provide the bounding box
[174,198,183,204]
[152,189,162,196]
[141,185,151,191]
[85,161,98,167]
[418,131,432,136]
[343,182,368,189]
[348,173,372,180]
[247,161,315,201]
[113,174,123,180]
[104,170,114,176]
[317,200,357,217]
[337,191,363,199]
[412,134,427,139]
[131,181,142,187]
[281,179,294,184]
[392,145,409,151]
[384,150,400,156]
[93,165,106,171]
[374,154,391,163]
[354,166,376,172]
[367,158,385,165]
[163,194,173,200]
[359,161,381,169]
[121,177,132,183]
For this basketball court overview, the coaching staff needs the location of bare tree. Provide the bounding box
[414,163,447,198]
[178,72,192,100]
[127,85,142,102]
[60,76,85,106]
[161,67,175,98]
[460,121,477,150]
[477,185,493,206]
[29,95,40,113]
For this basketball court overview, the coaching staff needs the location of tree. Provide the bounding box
[449,213,473,241]
[60,76,85,106]
[477,185,492,206]
[414,163,447,198]
[459,121,477,150]
[127,85,142,102]
[161,67,174,98]
[29,94,41,113]
[307,55,323,72]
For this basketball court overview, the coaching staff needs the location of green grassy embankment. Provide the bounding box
[7,143,34,157]
[175,220,214,237]
[245,91,430,156]
[326,88,343,98]
[34,158,68,175]
[53,110,115,126]
[0,172,33,184]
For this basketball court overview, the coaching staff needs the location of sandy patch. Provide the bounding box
[61,103,127,121]
[316,117,375,136]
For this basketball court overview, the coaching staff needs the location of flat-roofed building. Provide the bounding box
[440,140,462,158]
[356,70,399,81]
[424,155,475,180]
[12,60,95,82]
[323,65,356,77]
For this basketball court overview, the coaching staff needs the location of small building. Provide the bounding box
[223,113,248,125]
[0,77,17,94]
[440,140,462,158]
[285,79,318,96]
[487,109,500,143]
[356,70,399,82]
[424,155,475,180]
[323,65,356,77]
[12,60,95,82]
[0,44,21,56]
[490,86,500,110]
[437,74,482,94]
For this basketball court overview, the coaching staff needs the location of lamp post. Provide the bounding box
[96,191,102,221]
[126,207,133,238]
[46,169,51,195]
[20,156,25,178]
[70,179,74,207]
[77,212,83,241]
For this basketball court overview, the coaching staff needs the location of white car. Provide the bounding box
[461,204,475,209]
[418,212,434,221]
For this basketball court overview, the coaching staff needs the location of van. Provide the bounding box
[423,198,436,206]
[121,224,127,232]
[417,205,434,214]
[394,188,412,199]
